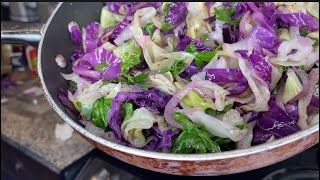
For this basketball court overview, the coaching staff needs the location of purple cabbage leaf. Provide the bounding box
[108,89,171,139]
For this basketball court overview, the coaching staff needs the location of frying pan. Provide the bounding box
[1,2,319,176]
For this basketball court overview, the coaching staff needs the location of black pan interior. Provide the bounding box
[40,2,104,123]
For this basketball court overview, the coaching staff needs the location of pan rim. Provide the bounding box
[38,2,319,162]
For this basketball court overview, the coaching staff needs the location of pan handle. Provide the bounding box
[1,21,45,46]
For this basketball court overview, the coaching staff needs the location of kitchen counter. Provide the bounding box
[1,81,94,174]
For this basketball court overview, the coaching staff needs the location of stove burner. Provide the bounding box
[262,168,319,180]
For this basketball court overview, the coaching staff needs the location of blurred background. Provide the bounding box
[1,2,319,180]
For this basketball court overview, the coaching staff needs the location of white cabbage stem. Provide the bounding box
[238,58,270,112]
[149,73,177,95]
[121,108,165,148]
[236,121,256,149]
[298,68,319,129]
[179,108,248,141]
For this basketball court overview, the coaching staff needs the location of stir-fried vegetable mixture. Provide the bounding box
[58,2,319,153]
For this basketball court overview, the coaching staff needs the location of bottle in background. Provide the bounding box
[1,44,13,76]
[10,44,30,81]
[25,46,38,77]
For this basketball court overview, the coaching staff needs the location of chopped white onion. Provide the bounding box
[55,54,66,68]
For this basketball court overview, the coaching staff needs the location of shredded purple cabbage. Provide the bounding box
[109,17,132,41]
[74,46,121,81]
[234,2,275,21]
[285,103,299,122]
[57,89,81,120]
[248,26,279,55]
[108,89,171,139]
[70,49,85,63]
[256,100,301,138]
[222,24,239,44]
[69,24,82,46]
[270,12,319,32]
[205,68,249,95]
[165,2,188,28]
[205,2,215,9]
[144,126,180,151]
[177,36,214,52]
[252,125,273,145]
[181,62,203,78]
[85,22,105,53]
[127,2,162,15]
[248,52,272,85]
[105,2,137,15]
[310,95,319,108]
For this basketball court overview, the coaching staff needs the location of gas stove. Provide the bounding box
[61,144,319,180]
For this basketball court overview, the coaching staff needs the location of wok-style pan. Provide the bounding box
[1,2,319,176]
